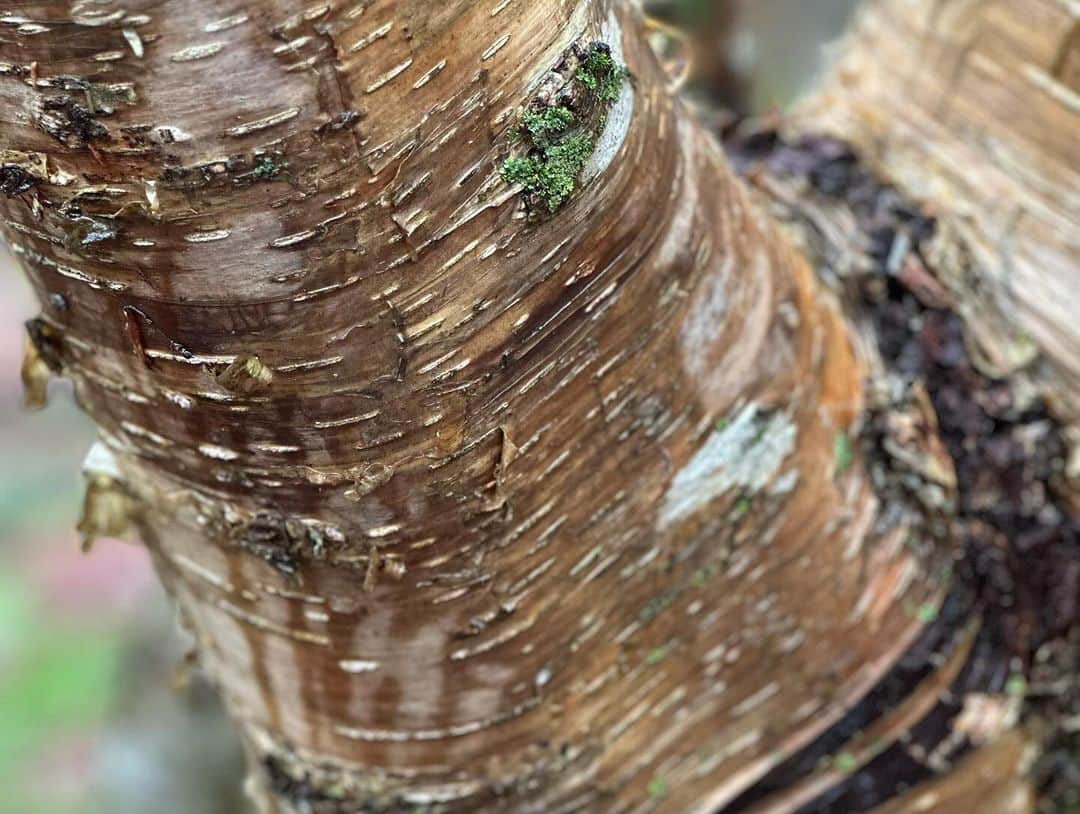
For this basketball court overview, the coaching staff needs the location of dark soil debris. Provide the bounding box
[0,163,39,197]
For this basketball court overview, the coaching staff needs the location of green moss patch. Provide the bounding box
[501,42,628,214]
[521,105,576,147]
[576,43,628,103]
[502,135,594,213]
[252,154,286,180]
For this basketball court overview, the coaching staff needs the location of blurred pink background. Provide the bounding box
[0,265,249,814]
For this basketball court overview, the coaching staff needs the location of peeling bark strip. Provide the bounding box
[1,1,1058,812]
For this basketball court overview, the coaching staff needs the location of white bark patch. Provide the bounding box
[338,659,380,674]
[198,442,241,461]
[82,439,124,481]
[224,107,301,138]
[682,248,774,406]
[581,13,634,184]
[366,58,414,93]
[657,405,797,530]
[680,252,732,351]
[481,34,510,61]
[348,21,393,53]
[150,125,193,144]
[204,14,248,33]
[184,229,230,243]
[170,42,226,62]
[122,29,143,58]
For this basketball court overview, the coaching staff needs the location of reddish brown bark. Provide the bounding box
[3,1,1071,812]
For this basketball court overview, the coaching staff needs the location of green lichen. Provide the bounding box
[833,751,858,773]
[1005,674,1027,698]
[645,646,667,666]
[647,775,669,799]
[252,154,286,181]
[904,599,939,622]
[834,430,854,475]
[691,563,719,588]
[501,135,594,213]
[639,589,678,623]
[915,602,938,623]
[731,497,751,520]
[501,41,627,214]
[576,43,628,103]
[521,105,576,147]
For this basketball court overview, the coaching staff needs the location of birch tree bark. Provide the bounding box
[2,1,1073,813]
[800,0,1080,426]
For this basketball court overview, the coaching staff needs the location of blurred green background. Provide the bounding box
[1,266,251,814]
[0,2,858,811]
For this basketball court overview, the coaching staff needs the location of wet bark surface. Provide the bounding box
[2,2,944,811]
[2,1,1075,813]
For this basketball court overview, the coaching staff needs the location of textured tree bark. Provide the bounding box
[767,2,1080,809]
[1,1,1071,813]
[799,0,1080,428]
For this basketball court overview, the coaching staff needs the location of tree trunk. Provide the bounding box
[2,1,1072,813]
[800,0,1079,425]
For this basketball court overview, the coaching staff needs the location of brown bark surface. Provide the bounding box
[2,1,1071,813]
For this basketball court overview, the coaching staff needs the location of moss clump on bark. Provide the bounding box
[575,42,628,103]
[501,41,627,214]
[252,154,286,181]
[502,135,594,213]
[520,105,576,147]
